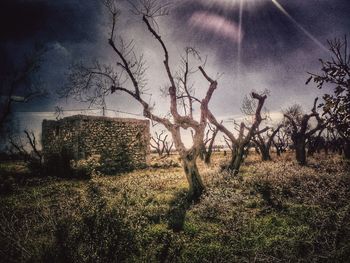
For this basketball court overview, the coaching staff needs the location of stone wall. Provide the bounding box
[42,115,150,174]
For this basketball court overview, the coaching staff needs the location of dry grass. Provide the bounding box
[0,151,349,262]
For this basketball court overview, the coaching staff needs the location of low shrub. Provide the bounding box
[38,183,139,263]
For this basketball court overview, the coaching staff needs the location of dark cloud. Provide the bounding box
[1,0,350,127]
[0,0,102,42]
[0,0,102,75]
[0,0,49,41]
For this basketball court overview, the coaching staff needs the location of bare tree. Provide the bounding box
[61,0,219,200]
[0,45,46,131]
[150,130,166,156]
[307,128,326,157]
[273,126,290,156]
[224,135,234,153]
[284,99,326,165]
[174,47,203,119]
[24,130,42,165]
[163,139,174,156]
[307,36,350,159]
[8,130,42,166]
[207,92,268,175]
[54,106,64,120]
[150,130,173,157]
[253,124,283,161]
[8,135,29,162]
[202,123,219,164]
[325,128,344,155]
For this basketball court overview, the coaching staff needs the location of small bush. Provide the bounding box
[253,177,284,210]
[38,183,139,263]
[70,154,101,178]
[0,173,15,194]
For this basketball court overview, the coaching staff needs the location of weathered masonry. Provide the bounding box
[42,115,150,173]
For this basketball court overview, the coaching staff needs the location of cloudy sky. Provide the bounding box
[1,0,350,142]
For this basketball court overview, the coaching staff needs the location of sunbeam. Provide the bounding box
[271,0,328,52]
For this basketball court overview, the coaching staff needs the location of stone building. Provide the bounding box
[42,115,150,174]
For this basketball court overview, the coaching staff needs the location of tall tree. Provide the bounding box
[273,125,290,156]
[253,124,283,161]
[203,123,220,164]
[150,130,174,157]
[307,128,326,157]
[8,129,42,166]
[150,130,167,157]
[207,92,268,175]
[284,99,325,165]
[61,0,219,200]
[307,36,350,159]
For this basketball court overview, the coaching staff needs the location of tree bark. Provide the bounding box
[199,143,205,160]
[276,147,281,156]
[254,139,272,161]
[226,145,245,175]
[204,148,211,164]
[260,146,271,161]
[284,100,324,166]
[204,129,218,164]
[182,155,205,201]
[295,137,307,165]
[344,139,350,160]
[273,141,281,156]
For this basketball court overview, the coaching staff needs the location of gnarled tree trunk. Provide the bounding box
[254,125,282,161]
[208,92,268,176]
[226,144,246,175]
[273,141,281,156]
[198,143,206,160]
[181,152,205,201]
[204,128,218,164]
[284,98,325,166]
[294,136,306,165]
[260,146,271,161]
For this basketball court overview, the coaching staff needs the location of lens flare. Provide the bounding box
[189,11,243,43]
[271,0,328,52]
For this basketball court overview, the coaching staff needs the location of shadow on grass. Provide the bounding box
[167,189,191,232]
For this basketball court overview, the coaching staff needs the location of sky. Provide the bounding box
[1,0,350,146]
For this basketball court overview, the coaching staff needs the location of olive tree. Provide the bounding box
[203,124,220,164]
[273,125,290,156]
[207,92,268,175]
[252,124,283,161]
[307,36,350,159]
[284,99,325,165]
[150,130,174,157]
[61,0,219,200]
[196,123,219,164]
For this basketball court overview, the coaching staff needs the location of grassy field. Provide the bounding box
[0,152,349,262]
